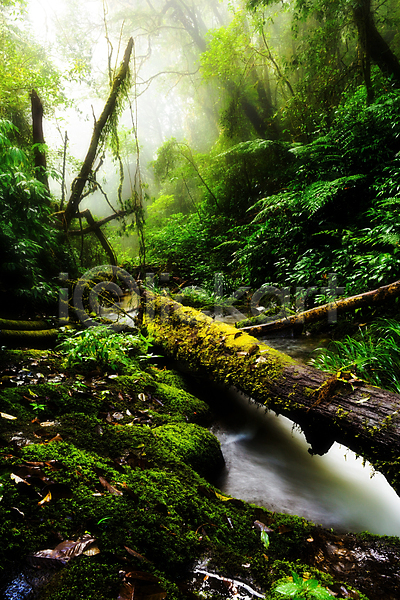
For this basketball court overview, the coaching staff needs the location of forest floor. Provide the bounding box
[0,337,400,600]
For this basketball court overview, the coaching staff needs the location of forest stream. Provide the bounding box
[204,335,400,537]
[92,302,400,537]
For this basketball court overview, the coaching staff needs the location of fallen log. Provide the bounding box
[0,328,60,348]
[0,318,54,331]
[143,292,400,495]
[239,279,400,335]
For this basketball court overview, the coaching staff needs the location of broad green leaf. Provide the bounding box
[260,530,269,549]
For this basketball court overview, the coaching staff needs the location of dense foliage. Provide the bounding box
[311,319,400,394]
[146,84,400,300]
[2,0,400,315]
[0,119,65,312]
[1,1,400,597]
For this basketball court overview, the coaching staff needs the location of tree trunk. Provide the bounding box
[143,292,400,496]
[238,279,400,336]
[30,89,49,192]
[353,0,400,84]
[63,38,134,229]
[0,318,54,330]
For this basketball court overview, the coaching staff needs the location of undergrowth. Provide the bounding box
[310,319,400,393]
[56,325,155,372]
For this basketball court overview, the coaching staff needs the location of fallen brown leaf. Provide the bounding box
[277,524,292,535]
[124,546,151,563]
[1,412,17,420]
[38,491,52,506]
[27,534,97,568]
[99,476,123,496]
[118,581,135,600]
[45,434,63,444]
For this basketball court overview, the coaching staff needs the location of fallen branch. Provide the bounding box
[239,279,400,336]
[0,328,60,348]
[0,318,54,331]
[75,208,117,266]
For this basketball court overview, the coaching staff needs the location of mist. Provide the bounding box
[25,0,241,221]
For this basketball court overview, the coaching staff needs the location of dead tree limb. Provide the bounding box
[239,279,400,336]
[51,209,127,234]
[76,208,117,266]
[63,37,134,229]
[144,292,400,496]
[67,210,128,235]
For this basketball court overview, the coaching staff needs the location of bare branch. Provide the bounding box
[68,209,128,235]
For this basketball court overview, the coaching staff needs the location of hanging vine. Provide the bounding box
[128,39,146,272]
[103,14,146,271]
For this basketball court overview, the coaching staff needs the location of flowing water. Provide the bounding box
[208,334,400,537]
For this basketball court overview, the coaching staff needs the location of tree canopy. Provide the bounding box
[1,0,400,313]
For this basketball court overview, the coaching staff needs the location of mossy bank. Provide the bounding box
[0,330,398,600]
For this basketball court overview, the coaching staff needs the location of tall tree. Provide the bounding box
[353,0,400,97]
[247,0,400,98]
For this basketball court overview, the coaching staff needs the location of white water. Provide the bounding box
[211,389,400,536]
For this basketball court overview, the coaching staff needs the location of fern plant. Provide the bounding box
[57,326,155,373]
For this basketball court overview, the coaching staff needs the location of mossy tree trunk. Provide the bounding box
[143,292,400,495]
[30,89,49,193]
[0,328,60,347]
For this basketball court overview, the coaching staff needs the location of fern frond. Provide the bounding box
[300,175,365,215]
[250,191,298,223]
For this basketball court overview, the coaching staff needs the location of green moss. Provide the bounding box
[335,407,350,420]
[152,366,191,391]
[115,374,211,424]
[0,330,376,600]
[38,558,120,600]
[143,294,298,413]
[153,422,224,477]
[304,387,315,397]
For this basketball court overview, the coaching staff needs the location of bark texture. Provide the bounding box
[144,292,400,495]
[0,328,59,347]
[0,318,54,331]
[353,0,400,84]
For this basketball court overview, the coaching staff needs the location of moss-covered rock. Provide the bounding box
[153,422,225,478]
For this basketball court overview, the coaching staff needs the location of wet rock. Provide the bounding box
[153,422,225,478]
[304,527,400,600]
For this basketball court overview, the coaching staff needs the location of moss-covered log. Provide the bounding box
[0,318,54,331]
[144,292,400,495]
[239,278,400,335]
[0,328,59,347]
